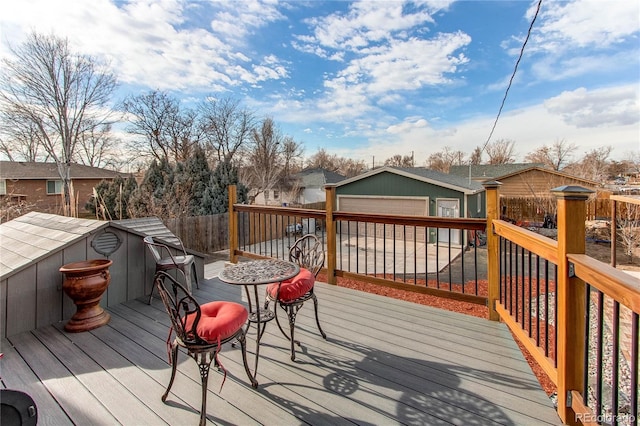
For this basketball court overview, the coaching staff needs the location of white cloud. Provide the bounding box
[342,84,639,165]
[344,33,471,94]
[208,0,285,43]
[0,0,289,93]
[298,1,438,53]
[534,0,640,48]
[544,85,639,128]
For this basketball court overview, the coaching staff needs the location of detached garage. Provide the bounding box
[333,166,485,246]
[335,166,486,218]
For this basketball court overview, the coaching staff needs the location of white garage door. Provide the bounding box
[337,195,428,216]
[336,196,429,242]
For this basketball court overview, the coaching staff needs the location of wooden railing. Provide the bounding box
[486,183,640,426]
[228,185,488,305]
[228,184,639,425]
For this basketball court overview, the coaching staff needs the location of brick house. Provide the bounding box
[0,161,131,216]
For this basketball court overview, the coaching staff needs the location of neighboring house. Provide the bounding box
[0,212,204,338]
[0,161,130,216]
[249,187,285,206]
[449,163,599,198]
[450,163,601,223]
[290,168,346,205]
[250,167,346,206]
[333,166,486,246]
[449,163,546,183]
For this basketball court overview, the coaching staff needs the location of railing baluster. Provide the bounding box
[448,228,452,290]
[631,312,638,426]
[436,227,440,289]
[393,225,397,281]
[544,259,550,358]
[528,251,532,337]
[584,284,591,407]
[597,291,604,417]
[373,222,378,277]
[536,254,540,347]
[413,225,418,285]
[612,300,620,424]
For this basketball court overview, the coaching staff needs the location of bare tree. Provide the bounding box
[306,148,338,171]
[385,154,414,167]
[524,139,577,171]
[244,117,286,205]
[0,32,117,215]
[0,117,46,162]
[199,97,255,164]
[75,123,120,168]
[335,157,367,177]
[617,202,640,264]
[484,139,516,164]
[469,147,483,165]
[426,146,466,172]
[305,148,365,177]
[564,146,612,182]
[122,90,200,163]
[281,137,304,176]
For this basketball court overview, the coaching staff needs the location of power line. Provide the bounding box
[480,0,543,154]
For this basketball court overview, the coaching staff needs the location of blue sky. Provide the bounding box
[1,0,638,166]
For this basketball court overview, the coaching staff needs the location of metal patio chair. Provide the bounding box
[154,271,256,426]
[144,235,198,304]
[265,234,327,361]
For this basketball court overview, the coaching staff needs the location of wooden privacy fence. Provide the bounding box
[502,194,618,223]
[164,203,327,254]
[165,213,229,254]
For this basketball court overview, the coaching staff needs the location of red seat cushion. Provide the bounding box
[267,268,315,302]
[184,301,248,343]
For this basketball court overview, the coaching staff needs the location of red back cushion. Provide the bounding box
[184,301,248,343]
[267,268,315,302]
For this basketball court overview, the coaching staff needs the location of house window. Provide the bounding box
[273,190,280,200]
[0,179,5,195]
[477,193,482,213]
[46,180,63,195]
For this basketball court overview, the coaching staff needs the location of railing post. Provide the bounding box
[228,185,238,264]
[551,185,593,425]
[483,181,501,321]
[325,184,337,285]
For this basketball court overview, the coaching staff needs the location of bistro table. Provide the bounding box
[218,259,300,385]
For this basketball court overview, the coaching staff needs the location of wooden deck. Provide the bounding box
[1,261,561,425]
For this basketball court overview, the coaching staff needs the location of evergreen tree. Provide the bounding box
[86,175,138,220]
[186,146,213,215]
[210,161,248,213]
[129,158,176,217]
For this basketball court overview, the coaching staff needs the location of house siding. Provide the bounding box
[2,178,108,215]
[335,171,476,217]
[497,169,598,198]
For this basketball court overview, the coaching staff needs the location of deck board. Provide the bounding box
[1,262,561,425]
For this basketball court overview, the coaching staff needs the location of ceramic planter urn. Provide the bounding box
[59,259,113,332]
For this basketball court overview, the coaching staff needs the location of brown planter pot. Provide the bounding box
[59,259,113,333]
